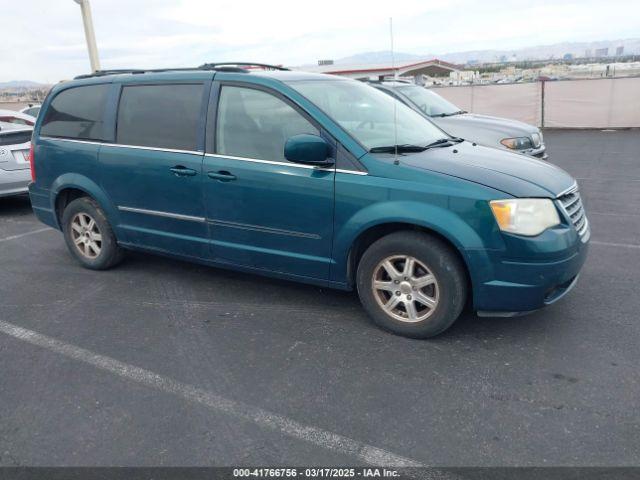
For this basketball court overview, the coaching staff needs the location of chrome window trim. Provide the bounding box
[39,136,202,155]
[40,136,103,146]
[204,153,367,175]
[335,169,368,176]
[39,137,368,175]
[103,143,201,155]
[118,206,205,223]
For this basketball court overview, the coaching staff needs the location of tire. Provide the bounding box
[61,196,124,270]
[356,231,467,338]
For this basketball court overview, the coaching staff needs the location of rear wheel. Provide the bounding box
[356,231,467,338]
[62,197,124,270]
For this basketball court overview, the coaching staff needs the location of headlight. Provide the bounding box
[531,132,541,148]
[490,199,560,236]
[500,136,533,150]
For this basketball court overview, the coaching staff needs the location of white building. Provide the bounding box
[302,59,461,83]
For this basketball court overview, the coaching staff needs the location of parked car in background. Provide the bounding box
[29,65,587,338]
[0,121,32,197]
[0,109,36,126]
[370,81,548,160]
[20,104,41,119]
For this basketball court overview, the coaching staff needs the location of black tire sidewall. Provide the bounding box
[356,232,466,338]
[61,197,122,270]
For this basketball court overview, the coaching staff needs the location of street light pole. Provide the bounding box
[73,0,101,72]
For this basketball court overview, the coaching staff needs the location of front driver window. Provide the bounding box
[216,86,319,162]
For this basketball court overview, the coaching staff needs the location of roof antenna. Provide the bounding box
[390,17,399,166]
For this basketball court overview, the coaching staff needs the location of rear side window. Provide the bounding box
[24,107,41,118]
[116,84,204,151]
[40,84,109,140]
[216,86,319,162]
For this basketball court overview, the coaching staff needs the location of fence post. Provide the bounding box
[540,80,545,128]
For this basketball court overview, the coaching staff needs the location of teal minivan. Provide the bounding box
[28,64,589,338]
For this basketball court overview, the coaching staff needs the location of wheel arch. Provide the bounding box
[345,222,472,293]
[50,174,119,229]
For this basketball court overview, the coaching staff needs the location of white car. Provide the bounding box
[0,121,32,197]
[0,109,36,126]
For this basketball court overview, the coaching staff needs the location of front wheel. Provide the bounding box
[356,231,467,338]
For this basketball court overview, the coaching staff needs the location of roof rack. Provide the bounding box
[198,62,289,71]
[74,62,289,79]
[74,69,146,79]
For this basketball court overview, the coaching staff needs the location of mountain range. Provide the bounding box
[326,38,640,66]
[0,80,48,89]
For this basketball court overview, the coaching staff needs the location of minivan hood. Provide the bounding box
[432,112,537,139]
[398,141,574,198]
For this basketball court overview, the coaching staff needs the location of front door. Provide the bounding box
[99,82,210,259]
[203,83,335,281]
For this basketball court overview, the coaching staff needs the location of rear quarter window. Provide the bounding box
[40,84,110,141]
[116,83,204,151]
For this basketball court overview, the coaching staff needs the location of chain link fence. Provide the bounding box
[434,77,640,128]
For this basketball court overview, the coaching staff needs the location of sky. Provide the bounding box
[2,0,639,83]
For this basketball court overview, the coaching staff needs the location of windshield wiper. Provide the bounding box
[433,110,466,118]
[370,138,463,154]
[369,144,427,153]
[423,138,455,149]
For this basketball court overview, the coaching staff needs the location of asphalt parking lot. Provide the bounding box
[1,130,639,467]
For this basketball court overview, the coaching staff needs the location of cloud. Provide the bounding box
[1,0,638,82]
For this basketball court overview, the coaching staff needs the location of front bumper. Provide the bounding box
[522,144,547,160]
[467,223,589,315]
[498,144,548,160]
[0,168,31,197]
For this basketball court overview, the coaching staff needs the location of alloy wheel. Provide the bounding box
[371,255,439,323]
[70,212,102,259]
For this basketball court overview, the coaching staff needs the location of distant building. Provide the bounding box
[616,46,624,56]
[304,58,461,81]
[563,53,574,61]
[449,70,478,84]
[585,49,592,58]
[595,48,609,58]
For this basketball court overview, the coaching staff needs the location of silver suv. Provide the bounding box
[371,81,547,160]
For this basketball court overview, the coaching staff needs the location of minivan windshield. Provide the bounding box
[287,80,447,150]
[396,86,462,117]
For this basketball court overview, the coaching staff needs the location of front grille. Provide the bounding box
[557,185,589,241]
[0,131,32,146]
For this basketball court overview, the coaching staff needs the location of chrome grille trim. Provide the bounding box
[566,200,583,217]
[557,185,589,242]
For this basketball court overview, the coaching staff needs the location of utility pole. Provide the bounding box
[73,0,101,72]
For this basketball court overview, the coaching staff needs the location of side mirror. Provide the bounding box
[284,134,333,166]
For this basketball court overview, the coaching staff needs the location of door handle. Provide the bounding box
[207,171,237,182]
[170,166,197,177]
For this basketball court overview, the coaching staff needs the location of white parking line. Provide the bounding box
[590,240,640,250]
[0,227,52,243]
[575,177,640,182]
[588,211,640,218]
[0,319,422,468]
